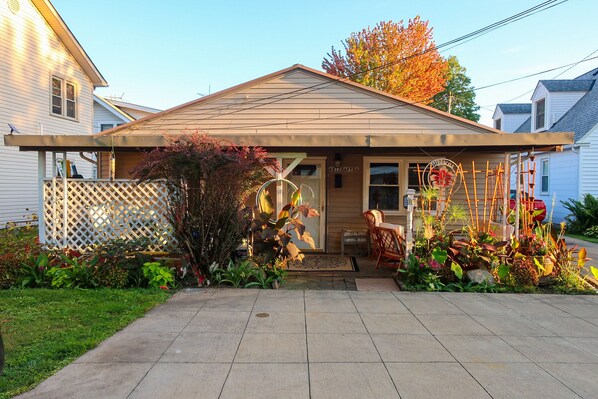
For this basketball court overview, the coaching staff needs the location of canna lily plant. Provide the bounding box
[251,188,319,264]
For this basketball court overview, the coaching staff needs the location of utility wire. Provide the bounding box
[128,0,564,130]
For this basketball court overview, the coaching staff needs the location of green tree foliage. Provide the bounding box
[432,56,480,122]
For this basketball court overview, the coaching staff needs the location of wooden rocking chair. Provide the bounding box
[363,210,385,257]
[373,226,406,269]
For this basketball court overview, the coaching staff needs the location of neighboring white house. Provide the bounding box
[493,67,598,222]
[93,95,160,133]
[0,0,107,226]
[492,104,531,133]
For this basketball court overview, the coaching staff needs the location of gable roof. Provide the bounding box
[93,95,134,123]
[32,0,107,87]
[103,99,162,116]
[514,116,531,133]
[539,79,594,92]
[497,103,531,114]
[98,64,504,138]
[548,83,598,141]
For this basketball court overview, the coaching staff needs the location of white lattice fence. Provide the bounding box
[43,179,176,252]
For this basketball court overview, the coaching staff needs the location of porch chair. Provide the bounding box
[363,210,385,257]
[372,225,406,269]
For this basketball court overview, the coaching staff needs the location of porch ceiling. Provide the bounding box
[4,131,573,152]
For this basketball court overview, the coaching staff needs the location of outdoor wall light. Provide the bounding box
[334,153,342,168]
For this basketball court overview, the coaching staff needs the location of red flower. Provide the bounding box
[159,285,169,290]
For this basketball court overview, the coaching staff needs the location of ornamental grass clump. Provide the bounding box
[132,134,276,283]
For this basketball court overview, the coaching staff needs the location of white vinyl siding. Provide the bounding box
[579,125,598,200]
[548,91,587,126]
[491,107,531,133]
[0,0,94,226]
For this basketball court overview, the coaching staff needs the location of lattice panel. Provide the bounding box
[43,179,176,252]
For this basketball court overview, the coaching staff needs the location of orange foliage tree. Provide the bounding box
[322,18,448,104]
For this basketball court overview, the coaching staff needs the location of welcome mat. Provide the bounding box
[287,255,358,272]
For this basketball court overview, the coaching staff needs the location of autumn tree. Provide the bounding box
[322,18,448,104]
[432,56,480,122]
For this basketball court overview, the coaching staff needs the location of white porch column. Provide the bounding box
[37,151,46,244]
[514,152,522,240]
[502,152,510,240]
[405,188,416,258]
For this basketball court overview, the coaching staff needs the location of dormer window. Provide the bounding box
[494,118,502,130]
[535,98,545,130]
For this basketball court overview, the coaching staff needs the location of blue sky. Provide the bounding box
[54,0,597,126]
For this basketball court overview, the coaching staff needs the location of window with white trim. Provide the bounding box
[364,158,436,213]
[494,118,502,130]
[51,76,77,119]
[535,98,545,130]
[368,162,399,211]
[541,159,549,194]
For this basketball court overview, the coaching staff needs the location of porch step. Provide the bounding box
[355,278,399,292]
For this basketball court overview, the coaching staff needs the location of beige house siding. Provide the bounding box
[0,0,95,225]
[106,68,500,138]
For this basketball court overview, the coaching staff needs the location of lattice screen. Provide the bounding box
[43,179,176,252]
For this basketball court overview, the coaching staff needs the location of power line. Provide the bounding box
[128,0,565,130]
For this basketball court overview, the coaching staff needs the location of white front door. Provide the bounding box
[285,159,326,251]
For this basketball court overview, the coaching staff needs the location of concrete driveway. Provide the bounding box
[18,289,598,399]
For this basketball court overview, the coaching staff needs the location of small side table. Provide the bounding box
[341,229,369,256]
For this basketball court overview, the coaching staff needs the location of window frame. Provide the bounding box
[540,158,549,194]
[50,75,78,121]
[535,98,546,130]
[494,118,502,130]
[363,157,435,215]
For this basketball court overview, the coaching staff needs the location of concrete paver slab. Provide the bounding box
[348,290,397,299]
[304,290,350,299]
[463,362,580,399]
[159,332,242,363]
[387,362,491,399]
[184,310,250,333]
[566,337,598,357]
[361,313,429,335]
[245,311,306,334]
[436,335,530,363]
[531,316,598,337]
[397,296,464,315]
[351,298,409,314]
[156,289,213,311]
[471,313,556,336]
[417,314,492,336]
[310,363,400,399]
[17,362,152,399]
[371,334,454,362]
[253,296,305,312]
[128,363,229,399]
[220,363,309,399]
[74,332,177,363]
[307,333,380,362]
[539,362,598,399]
[122,310,196,333]
[305,297,357,313]
[235,333,307,363]
[502,335,598,363]
[306,312,367,334]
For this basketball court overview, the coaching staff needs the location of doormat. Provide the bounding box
[287,255,358,272]
[355,278,399,291]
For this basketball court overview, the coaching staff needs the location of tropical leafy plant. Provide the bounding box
[251,188,319,264]
[562,194,598,233]
[45,255,99,289]
[142,262,175,289]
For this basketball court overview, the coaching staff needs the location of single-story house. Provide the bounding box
[5,65,573,253]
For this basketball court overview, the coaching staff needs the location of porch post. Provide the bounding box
[502,152,510,240]
[514,152,522,240]
[405,188,416,258]
[37,151,46,244]
[276,157,283,216]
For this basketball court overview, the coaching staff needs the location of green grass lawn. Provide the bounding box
[566,233,598,244]
[0,289,170,399]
